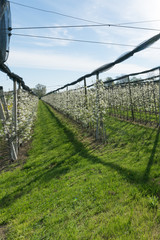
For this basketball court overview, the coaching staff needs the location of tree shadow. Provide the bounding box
[1,103,159,209]
[45,104,160,195]
[0,158,70,208]
[143,128,160,182]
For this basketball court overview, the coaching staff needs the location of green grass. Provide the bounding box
[0,101,160,239]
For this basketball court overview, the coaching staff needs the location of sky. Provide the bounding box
[1,0,160,92]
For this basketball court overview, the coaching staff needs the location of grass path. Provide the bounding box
[0,101,160,239]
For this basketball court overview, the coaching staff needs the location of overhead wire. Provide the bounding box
[11,24,160,32]
[117,20,160,25]
[9,1,160,50]
[10,1,160,28]
[10,1,102,24]
[7,1,160,95]
[11,33,160,49]
[10,33,142,47]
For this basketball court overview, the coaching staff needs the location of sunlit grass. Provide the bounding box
[0,101,160,239]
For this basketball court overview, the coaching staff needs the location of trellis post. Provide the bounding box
[0,86,17,161]
[0,87,5,121]
[159,68,160,127]
[84,77,88,107]
[96,73,100,140]
[128,76,134,121]
[17,82,21,148]
[13,79,18,155]
[66,86,69,110]
[84,78,87,95]
[18,82,21,89]
[0,86,9,119]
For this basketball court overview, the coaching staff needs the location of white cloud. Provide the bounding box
[27,27,73,47]
[87,0,160,23]
[8,49,104,72]
[109,63,147,77]
[127,0,160,21]
[134,47,160,63]
[83,0,160,49]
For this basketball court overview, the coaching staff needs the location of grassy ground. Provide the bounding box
[0,101,160,240]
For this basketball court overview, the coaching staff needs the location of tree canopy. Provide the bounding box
[33,84,46,98]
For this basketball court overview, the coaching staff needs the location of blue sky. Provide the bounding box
[1,0,160,92]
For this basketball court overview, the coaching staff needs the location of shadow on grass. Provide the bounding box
[0,103,159,209]
[45,104,160,195]
[143,128,160,182]
[0,158,70,208]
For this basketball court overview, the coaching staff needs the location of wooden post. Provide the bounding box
[128,76,134,121]
[66,86,69,110]
[0,86,17,161]
[13,80,18,155]
[84,78,88,107]
[84,78,87,96]
[18,82,21,90]
[0,87,9,119]
[17,82,21,148]
[96,73,100,140]
[0,87,5,121]
[159,68,160,127]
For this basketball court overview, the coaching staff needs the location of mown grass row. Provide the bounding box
[0,101,160,239]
